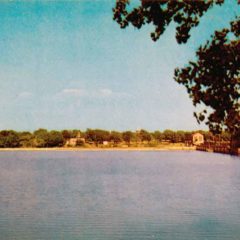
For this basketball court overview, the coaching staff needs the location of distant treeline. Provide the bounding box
[0,129,231,148]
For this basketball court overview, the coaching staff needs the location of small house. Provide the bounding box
[192,132,204,145]
[65,132,85,147]
[103,141,109,146]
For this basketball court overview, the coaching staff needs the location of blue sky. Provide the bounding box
[0,0,238,132]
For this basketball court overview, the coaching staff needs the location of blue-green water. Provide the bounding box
[0,151,240,240]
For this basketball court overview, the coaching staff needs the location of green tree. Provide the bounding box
[175,23,239,134]
[113,0,239,140]
[71,129,81,138]
[109,131,122,145]
[19,131,34,147]
[184,132,193,145]
[139,129,151,142]
[85,129,110,146]
[61,130,71,140]
[175,130,186,143]
[122,131,134,146]
[48,131,64,147]
[163,129,175,142]
[33,128,49,147]
[152,130,163,142]
[0,130,9,147]
[113,0,224,43]
[0,130,20,148]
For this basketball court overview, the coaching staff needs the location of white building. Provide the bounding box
[192,133,204,145]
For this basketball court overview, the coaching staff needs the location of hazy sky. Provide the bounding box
[0,0,238,131]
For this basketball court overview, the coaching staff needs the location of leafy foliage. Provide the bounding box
[85,129,110,146]
[113,0,223,43]
[61,130,71,139]
[113,0,240,137]
[0,130,20,148]
[47,131,64,147]
[0,128,232,148]
[122,131,134,145]
[110,131,122,144]
[138,129,152,142]
[33,129,49,147]
[175,18,240,134]
[19,131,34,147]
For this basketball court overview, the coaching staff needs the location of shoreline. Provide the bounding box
[0,146,196,152]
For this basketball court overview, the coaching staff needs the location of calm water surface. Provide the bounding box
[0,151,240,240]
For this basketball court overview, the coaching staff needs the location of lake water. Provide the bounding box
[0,151,240,240]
